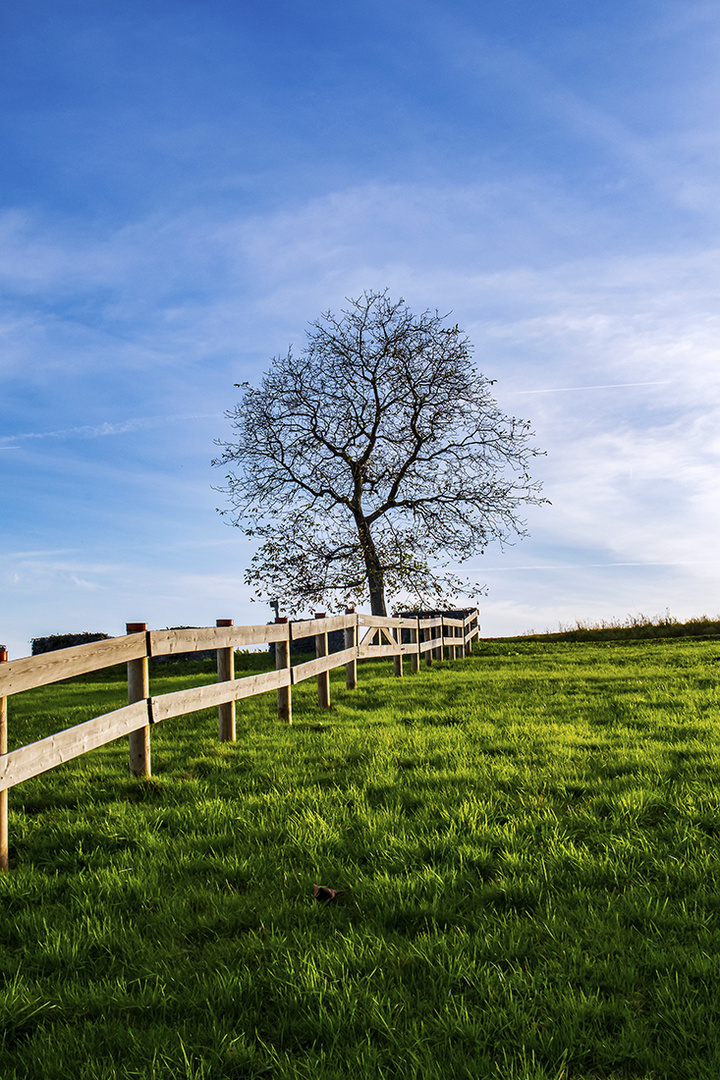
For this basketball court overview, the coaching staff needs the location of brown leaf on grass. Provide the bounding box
[313,884,347,902]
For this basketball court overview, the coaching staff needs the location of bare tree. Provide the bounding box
[214,290,545,616]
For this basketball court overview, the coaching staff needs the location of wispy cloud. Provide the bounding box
[0,413,220,444]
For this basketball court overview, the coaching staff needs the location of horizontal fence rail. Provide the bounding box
[0,609,479,869]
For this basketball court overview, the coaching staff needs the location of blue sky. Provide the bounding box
[2,0,720,657]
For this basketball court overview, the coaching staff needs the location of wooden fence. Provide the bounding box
[0,609,479,870]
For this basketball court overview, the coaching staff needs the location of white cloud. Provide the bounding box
[2,170,719,650]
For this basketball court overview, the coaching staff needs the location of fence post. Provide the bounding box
[127,623,151,777]
[275,617,292,724]
[393,622,404,678]
[344,608,357,690]
[216,619,236,742]
[425,621,433,667]
[315,613,330,708]
[437,617,444,663]
[0,646,8,871]
[410,617,420,674]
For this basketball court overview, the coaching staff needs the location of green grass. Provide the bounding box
[1,639,720,1079]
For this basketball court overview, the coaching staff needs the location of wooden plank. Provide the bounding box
[356,625,419,653]
[225,622,288,646]
[150,623,287,655]
[357,643,412,660]
[358,626,380,647]
[419,636,442,653]
[290,614,355,639]
[151,669,290,722]
[291,647,357,684]
[0,701,150,792]
[357,613,415,629]
[443,618,464,628]
[0,634,148,697]
[418,617,442,629]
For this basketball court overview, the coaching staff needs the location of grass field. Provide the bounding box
[1,638,719,1080]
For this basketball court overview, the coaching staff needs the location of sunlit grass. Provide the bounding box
[1,639,719,1078]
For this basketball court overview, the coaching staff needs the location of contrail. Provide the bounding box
[512,381,672,395]
[472,559,711,571]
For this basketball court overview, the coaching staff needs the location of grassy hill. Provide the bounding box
[494,612,720,644]
[1,639,719,1079]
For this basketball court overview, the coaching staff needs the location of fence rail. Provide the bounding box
[0,609,479,869]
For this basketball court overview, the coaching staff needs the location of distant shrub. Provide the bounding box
[31,632,111,655]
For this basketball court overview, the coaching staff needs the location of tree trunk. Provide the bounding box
[355,515,387,616]
[368,567,387,617]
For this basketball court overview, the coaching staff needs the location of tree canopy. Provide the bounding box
[214,290,545,616]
